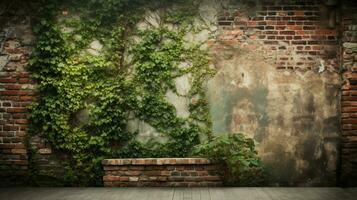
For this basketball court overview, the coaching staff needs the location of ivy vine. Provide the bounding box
[27,0,215,185]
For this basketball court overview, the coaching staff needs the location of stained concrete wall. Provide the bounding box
[204,0,341,186]
[207,45,340,185]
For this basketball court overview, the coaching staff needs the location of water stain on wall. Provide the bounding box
[207,44,341,185]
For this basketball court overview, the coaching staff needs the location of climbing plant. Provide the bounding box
[27,0,215,185]
[192,133,266,186]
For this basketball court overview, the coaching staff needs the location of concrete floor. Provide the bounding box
[0,187,356,200]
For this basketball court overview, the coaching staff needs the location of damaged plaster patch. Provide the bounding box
[87,40,103,56]
[165,90,190,118]
[174,73,191,96]
[0,55,9,71]
[127,118,167,143]
[207,42,341,185]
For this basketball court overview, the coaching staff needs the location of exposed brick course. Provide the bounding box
[0,19,33,186]
[0,7,63,187]
[341,0,357,186]
[102,158,223,187]
[215,2,339,71]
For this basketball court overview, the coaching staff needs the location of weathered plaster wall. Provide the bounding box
[205,0,341,186]
[207,45,340,185]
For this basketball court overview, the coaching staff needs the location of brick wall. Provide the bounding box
[0,4,63,186]
[216,0,339,71]
[102,158,223,187]
[0,13,34,186]
[211,0,344,186]
[341,0,357,186]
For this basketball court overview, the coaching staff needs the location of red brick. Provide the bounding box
[129,166,145,170]
[204,176,221,181]
[129,177,139,182]
[16,132,27,137]
[342,91,357,96]
[342,107,357,113]
[185,176,204,182]
[0,78,17,83]
[342,96,357,101]
[124,171,141,176]
[14,119,28,124]
[287,25,302,30]
[294,11,305,16]
[157,176,168,182]
[3,125,19,131]
[18,73,30,78]
[0,143,25,149]
[247,21,257,26]
[0,90,20,96]
[19,125,28,131]
[160,171,170,176]
[19,96,33,101]
[1,96,19,101]
[13,113,27,119]
[6,108,27,113]
[3,160,28,165]
[103,176,129,182]
[18,78,29,83]
[343,118,357,124]
[315,30,338,35]
[280,31,295,35]
[145,171,161,176]
[11,149,27,154]
[343,124,357,130]
[4,85,22,90]
[342,101,357,106]
[197,171,209,176]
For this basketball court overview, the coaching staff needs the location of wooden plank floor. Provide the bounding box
[0,187,356,200]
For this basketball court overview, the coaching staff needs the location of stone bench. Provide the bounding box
[102,158,223,187]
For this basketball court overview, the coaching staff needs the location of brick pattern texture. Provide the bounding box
[0,6,63,186]
[341,0,357,186]
[216,0,339,71]
[0,15,34,185]
[102,158,224,187]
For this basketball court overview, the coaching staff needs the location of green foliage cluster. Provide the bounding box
[192,133,265,186]
[131,27,215,157]
[27,0,215,185]
[27,0,264,186]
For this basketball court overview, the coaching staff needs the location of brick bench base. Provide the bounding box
[102,158,223,187]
